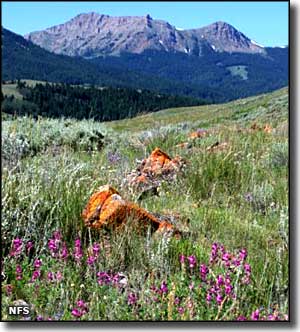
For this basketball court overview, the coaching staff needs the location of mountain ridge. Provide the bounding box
[24,12,266,58]
[2,26,288,104]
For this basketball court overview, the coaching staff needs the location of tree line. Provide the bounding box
[1,81,206,121]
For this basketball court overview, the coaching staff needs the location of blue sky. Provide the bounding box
[2,1,288,46]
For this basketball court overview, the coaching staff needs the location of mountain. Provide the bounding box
[1,27,122,85]
[2,18,288,104]
[25,12,265,58]
[2,27,219,100]
[190,21,265,54]
[90,47,288,102]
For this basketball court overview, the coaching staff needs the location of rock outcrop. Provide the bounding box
[188,129,209,140]
[250,123,273,133]
[82,185,175,234]
[206,141,229,152]
[125,148,186,198]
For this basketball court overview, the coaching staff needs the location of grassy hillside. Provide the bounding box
[1,88,288,321]
[2,82,23,99]
[2,80,46,100]
[108,87,288,132]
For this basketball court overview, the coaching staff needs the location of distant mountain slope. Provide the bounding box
[90,47,288,101]
[25,12,265,58]
[0,28,233,102]
[2,27,288,103]
[189,21,265,54]
[1,27,122,85]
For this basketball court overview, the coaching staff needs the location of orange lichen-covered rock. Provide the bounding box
[163,156,184,173]
[140,148,172,174]
[250,123,272,133]
[127,148,185,188]
[124,148,186,200]
[135,174,148,183]
[157,221,175,233]
[188,129,209,140]
[263,124,272,133]
[82,185,119,224]
[138,147,185,176]
[82,185,174,233]
[151,147,172,164]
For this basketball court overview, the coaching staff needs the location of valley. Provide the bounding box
[2,13,288,103]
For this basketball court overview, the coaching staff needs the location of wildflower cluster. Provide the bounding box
[238,307,288,321]
[127,293,138,306]
[48,230,68,260]
[26,241,34,256]
[31,259,42,282]
[73,238,83,263]
[15,265,22,281]
[47,270,63,283]
[3,232,288,321]
[10,238,23,258]
[107,151,122,164]
[86,243,100,266]
[71,299,89,319]
[96,272,127,288]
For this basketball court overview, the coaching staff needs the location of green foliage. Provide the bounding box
[91,48,288,102]
[2,117,109,167]
[1,88,288,321]
[2,81,205,121]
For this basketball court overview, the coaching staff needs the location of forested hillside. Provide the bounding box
[1,81,205,121]
[2,28,288,104]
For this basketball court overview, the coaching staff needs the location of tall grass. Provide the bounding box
[1,88,288,321]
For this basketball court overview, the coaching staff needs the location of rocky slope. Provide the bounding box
[25,12,266,58]
[189,21,265,54]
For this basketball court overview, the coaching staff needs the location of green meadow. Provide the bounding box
[1,87,288,321]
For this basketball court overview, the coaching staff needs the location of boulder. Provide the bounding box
[82,185,119,224]
[263,124,272,133]
[250,123,272,133]
[126,148,186,192]
[139,147,173,175]
[82,185,174,233]
[188,129,209,140]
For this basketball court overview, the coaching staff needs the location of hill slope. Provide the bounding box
[1,28,223,102]
[3,25,288,103]
[91,47,288,102]
[2,86,288,321]
[1,80,205,121]
[108,87,288,132]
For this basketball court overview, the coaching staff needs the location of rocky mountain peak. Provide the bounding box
[194,21,265,53]
[24,12,266,58]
